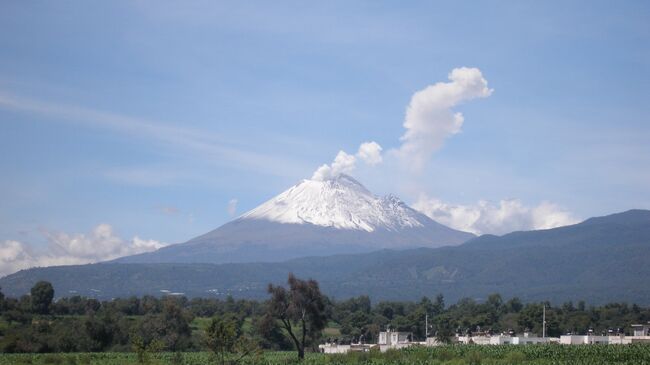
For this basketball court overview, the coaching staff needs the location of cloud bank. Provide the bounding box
[0,224,166,277]
[412,195,578,235]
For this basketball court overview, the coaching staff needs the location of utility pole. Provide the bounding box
[425,313,429,339]
[542,304,546,338]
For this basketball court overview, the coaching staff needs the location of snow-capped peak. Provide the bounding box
[239,174,425,232]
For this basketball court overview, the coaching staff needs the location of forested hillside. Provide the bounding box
[2,210,649,305]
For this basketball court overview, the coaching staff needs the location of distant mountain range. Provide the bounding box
[2,209,649,305]
[116,174,473,264]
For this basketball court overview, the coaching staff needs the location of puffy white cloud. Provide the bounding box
[0,240,37,277]
[312,142,383,181]
[0,225,167,277]
[311,67,490,180]
[357,141,383,166]
[398,67,493,169]
[312,151,356,181]
[412,195,578,235]
[227,198,238,216]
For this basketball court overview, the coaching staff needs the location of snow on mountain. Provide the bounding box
[240,174,424,232]
[115,174,475,264]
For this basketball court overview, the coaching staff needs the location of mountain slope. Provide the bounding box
[3,209,649,305]
[117,174,474,263]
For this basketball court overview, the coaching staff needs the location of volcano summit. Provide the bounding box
[116,174,474,264]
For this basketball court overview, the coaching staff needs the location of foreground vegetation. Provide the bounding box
[2,278,650,363]
[1,345,650,365]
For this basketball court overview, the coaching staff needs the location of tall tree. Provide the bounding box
[267,274,327,360]
[30,281,54,314]
[434,313,456,344]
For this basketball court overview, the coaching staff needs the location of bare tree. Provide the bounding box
[267,273,327,360]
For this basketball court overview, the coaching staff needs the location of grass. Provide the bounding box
[323,321,342,337]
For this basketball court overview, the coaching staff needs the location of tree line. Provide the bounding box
[1,275,649,358]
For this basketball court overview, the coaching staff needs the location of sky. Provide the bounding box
[1,1,649,275]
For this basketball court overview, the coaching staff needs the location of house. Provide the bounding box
[631,323,650,337]
[609,323,650,344]
[378,329,415,352]
[378,329,412,346]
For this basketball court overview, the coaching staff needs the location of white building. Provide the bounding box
[512,333,554,345]
[560,335,609,345]
[457,332,555,345]
[632,323,650,337]
[319,329,415,354]
[608,323,650,344]
[320,323,650,354]
[378,330,412,346]
[319,343,379,354]
[319,343,351,354]
[378,329,415,352]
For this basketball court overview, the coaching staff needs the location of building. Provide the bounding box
[319,329,416,354]
[319,343,378,354]
[378,329,415,352]
[608,323,650,344]
[457,332,554,345]
[378,330,412,346]
[560,335,610,345]
[512,332,554,345]
[632,323,650,337]
[320,322,650,353]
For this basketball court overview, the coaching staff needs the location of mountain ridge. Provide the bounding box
[3,209,649,305]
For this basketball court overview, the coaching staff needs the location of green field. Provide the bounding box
[1,345,650,365]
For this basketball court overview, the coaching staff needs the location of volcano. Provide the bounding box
[116,174,474,264]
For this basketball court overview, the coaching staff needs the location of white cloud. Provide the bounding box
[357,141,383,166]
[311,67,490,180]
[0,225,167,277]
[397,67,493,169]
[0,240,37,277]
[227,198,238,216]
[412,195,578,235]
[312,151,356,181]
[312,142,383,181]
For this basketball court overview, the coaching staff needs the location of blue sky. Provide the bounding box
[0,1,649,269]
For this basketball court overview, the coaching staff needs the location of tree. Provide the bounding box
[131,335,164,365]
[267,274,327,360]
[432,294,445,315]
[253,313,294,350]
[30,281,54,315]
[434,314,456,344]
[205,315,258,365]
[133,298,193,351]
[506,297,523,313]
[0,286,5,313]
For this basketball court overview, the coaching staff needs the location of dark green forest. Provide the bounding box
[1,280,649,354]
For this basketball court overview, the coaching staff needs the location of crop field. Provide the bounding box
[1,345,650,365]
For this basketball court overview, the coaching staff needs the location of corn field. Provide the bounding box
[1,345,650,365]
